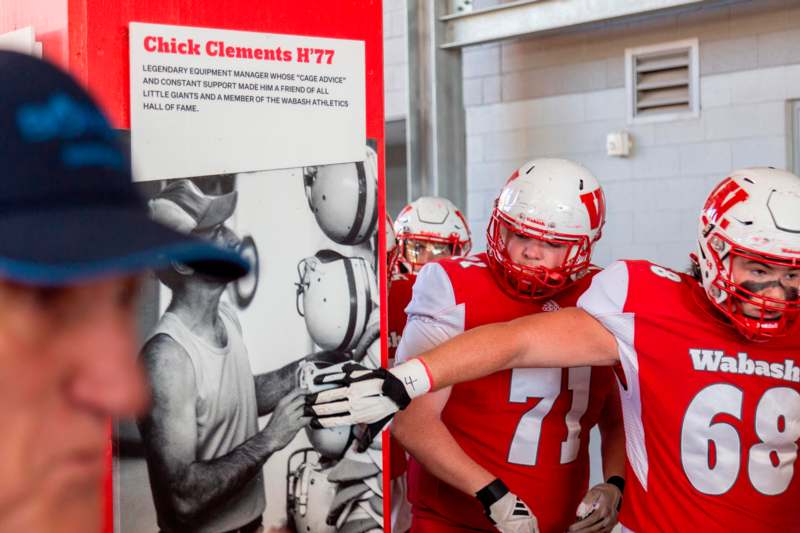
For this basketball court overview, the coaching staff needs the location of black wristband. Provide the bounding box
[606,475,625,494]
[475,478,509,517]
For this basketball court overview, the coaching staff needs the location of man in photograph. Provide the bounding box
[139,179,321,533]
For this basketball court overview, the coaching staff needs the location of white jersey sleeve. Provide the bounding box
[395,262,466,364]
[577,260,633,355]
[577,260,649,490]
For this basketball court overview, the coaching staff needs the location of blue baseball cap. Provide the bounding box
[0,51,249,285]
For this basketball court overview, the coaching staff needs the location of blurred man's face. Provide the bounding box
[0,277,149,533]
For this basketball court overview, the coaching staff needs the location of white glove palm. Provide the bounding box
[488,492,539,533]
[476,479,539,533]
[305,360,432,451]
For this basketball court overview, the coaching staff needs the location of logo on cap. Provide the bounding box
[16,92,122,170]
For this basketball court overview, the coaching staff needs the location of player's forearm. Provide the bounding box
[420,308,617,391]
[169,430,279,523]
[419,319,534,391]
[393,411,494,494]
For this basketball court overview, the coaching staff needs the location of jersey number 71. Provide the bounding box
[507,367,591,465]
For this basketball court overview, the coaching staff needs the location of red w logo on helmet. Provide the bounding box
[580,189,605,230]
[704,177,749,224]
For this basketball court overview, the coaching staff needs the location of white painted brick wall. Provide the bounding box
[465,58,800,269]
[678,142,732,176]
[731,137,788,169]
[457,0,800,269]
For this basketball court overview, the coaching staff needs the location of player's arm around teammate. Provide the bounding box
[425,307,619,388]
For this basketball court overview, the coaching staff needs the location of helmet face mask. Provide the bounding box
[701,234,800,341]
[286,448,338,533]
[696,168,800,341]
[402,238,461,267]
[487,210,592,299]
[485,158,605,301]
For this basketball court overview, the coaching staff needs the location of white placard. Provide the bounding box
[129,22,365,182]
[0,26,35,54]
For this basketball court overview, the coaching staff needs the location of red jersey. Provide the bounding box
[389,272,415,362]
[577,260,800,532]
[401,253,620,533]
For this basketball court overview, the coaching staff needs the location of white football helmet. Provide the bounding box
[486,158,605,300]
[394,196,471,272]
[304,146,378,245]
[695,167,800,340]
[296,250,377,351]
[287,448,338,533]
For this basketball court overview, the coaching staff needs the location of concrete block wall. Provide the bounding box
[461,0,800,270]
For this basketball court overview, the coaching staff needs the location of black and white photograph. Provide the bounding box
[114,143,384,533]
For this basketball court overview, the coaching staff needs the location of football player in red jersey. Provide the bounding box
[389,199,472,533]
[394,197,473,275]
[389,196,472,364]
[310,167,800,533]
[391,159,624,533]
